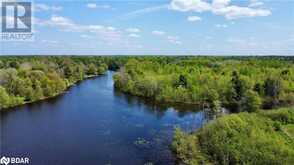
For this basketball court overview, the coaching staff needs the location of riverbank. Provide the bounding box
[0,73,105,111]
[172,107,294,165]
[0,56,109,111]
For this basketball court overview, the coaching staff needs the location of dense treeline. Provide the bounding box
[0,56,108,110]
[2,56,293,112]
[113,57,294,112]
[172,107,294,165]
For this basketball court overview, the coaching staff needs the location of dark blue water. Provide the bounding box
[1,71,209,165]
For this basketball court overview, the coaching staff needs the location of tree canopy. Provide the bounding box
[0,56,108,110]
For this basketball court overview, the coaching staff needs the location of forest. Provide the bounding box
[0,56,108,110]
[113,56,294,112]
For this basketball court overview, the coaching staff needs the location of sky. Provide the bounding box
[1,0,294,56]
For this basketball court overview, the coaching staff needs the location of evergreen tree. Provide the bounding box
[263,77,282,108]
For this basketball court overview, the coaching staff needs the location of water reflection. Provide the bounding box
[115,90,201,115]
[114,89,218,123]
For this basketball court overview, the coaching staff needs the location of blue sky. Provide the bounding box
[1,0,294,55]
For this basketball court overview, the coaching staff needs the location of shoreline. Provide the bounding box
[114,87,294,113]
[0,74,105,112]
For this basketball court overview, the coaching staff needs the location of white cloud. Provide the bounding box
[126,28,141,33]
[215,24,228,28]
[38,15,105,33]
[167,36,182,45]
[152,30,166,36]
[170,0,271,20]
[212,5,271,19]
[249,1,264,7]
[38,15,78,31]
[170,0,211,12]
[212,0,231,8]
[151,31,181,44]
[129,34,140,38]
[88,25,103,31]
[87,3,97,9]
[107,26,116,31]
[35,4,62,12]
[187,16,202,22]
[37,15,122,43]
[87,3,112,9]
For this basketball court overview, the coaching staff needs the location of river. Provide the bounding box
[1,71,211,165]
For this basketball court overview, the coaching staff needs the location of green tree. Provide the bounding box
[32,80,44,101]
[64,65,75,79]
[0,60,4,69]
[97,63,107,75]
[263,77,282,108]
[74,65,85,81]
[0,86,10,109]
[228,71,248,112]
[206,89,221,113]
[87,63,97,75]
[231,71,246,101]
[241,91,262,112]
[253,83,263,95]
[178,75,188,88]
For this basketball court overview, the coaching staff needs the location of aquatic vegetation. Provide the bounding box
[134,137,151,148]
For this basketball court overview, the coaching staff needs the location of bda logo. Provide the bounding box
[0,156,10,165]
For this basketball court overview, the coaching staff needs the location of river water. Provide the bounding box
[1,71,210,165]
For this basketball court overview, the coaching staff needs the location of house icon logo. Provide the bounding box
[0,156,10,165]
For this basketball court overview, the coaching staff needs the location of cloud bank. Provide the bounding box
[170,0,271,19]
